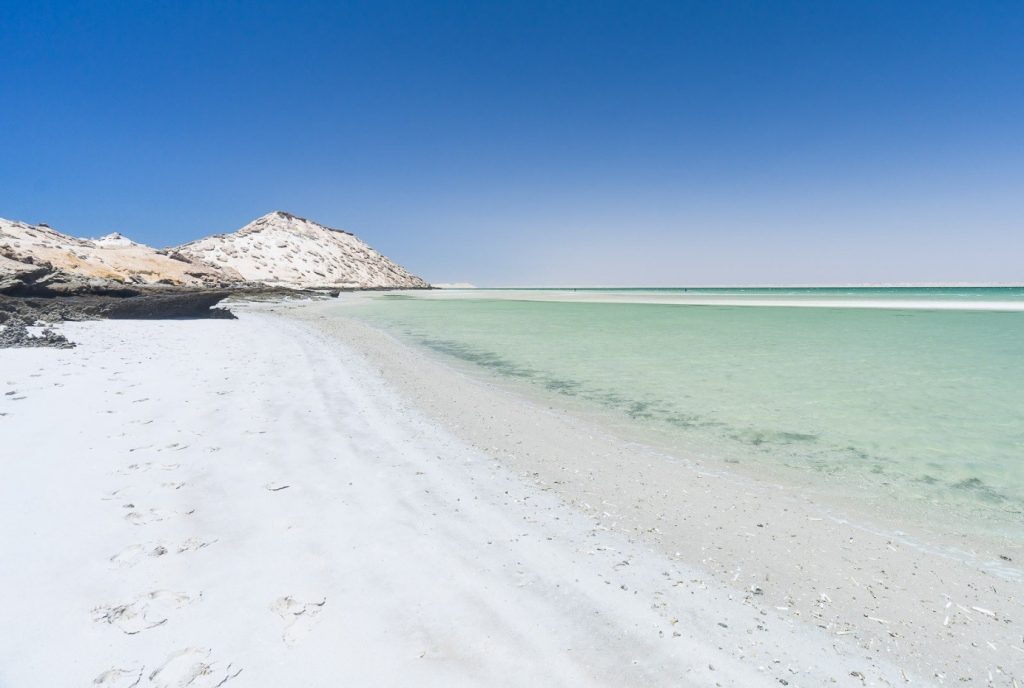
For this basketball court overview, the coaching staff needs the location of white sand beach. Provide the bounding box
[1,302,1021,686]
[6,0,1021,683]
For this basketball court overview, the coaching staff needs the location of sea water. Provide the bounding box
[345,288,1024,541]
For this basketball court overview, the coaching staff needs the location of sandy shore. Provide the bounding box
[0,304,1020,686]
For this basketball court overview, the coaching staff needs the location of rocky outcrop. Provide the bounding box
[0,317,75,349]
[0,290,234,321]
[0,288,237,349]
[1,212,429,294]
[0,218,243,292]
[0,253,52,292]
[175,211,430,290]
[0,211,427,345]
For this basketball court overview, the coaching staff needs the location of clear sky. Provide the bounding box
[2,1,1022,286]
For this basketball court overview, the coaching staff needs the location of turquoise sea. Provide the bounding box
[345,287,1024,542]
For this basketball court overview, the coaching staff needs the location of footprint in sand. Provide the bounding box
[109,543,170,567]
[92,665,143,687]
[117,462,180,475]
[92,591,198,634]
[102,488,126,501]
[177,536,216,554]
[147,648,241,688]
[124,507,195,526]
[105,479,185,504]
[109,537,216,567]
[271,596,327,646]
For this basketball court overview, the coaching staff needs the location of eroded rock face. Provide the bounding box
[0,218,243,290]
[175,211,430,290]
[0,253,53,293]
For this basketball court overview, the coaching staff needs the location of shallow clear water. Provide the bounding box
[346,288,1024,540]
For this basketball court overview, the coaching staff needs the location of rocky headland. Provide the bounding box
[0,211,430,347]
[175,211,430,290]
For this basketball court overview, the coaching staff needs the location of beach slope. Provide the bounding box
[0,308,954,686]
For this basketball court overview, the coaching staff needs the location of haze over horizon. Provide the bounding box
[2,1,1022,286]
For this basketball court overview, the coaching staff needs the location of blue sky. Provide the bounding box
[1,1,1022,285]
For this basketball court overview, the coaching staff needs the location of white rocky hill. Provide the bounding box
[175,211,429,289]
[0,217,240,289]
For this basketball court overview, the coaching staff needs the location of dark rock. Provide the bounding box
[101,291,235,319]
[0,318,75,349]
[0,290,235,325]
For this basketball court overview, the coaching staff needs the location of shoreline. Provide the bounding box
[298,297,1024,565]
[288,298,1024,682]
[319,290,1024,550]
[385,287,1024,312]
[0,304,1020,685]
